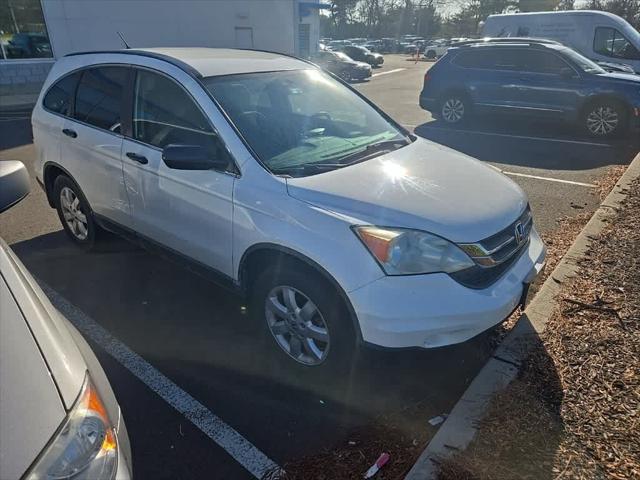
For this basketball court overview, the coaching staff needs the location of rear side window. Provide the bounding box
[43,72,81,116]
[74,66,127,132]
[453,48,520,70]
[520,50,570,74]
[132,69,222,156]
[594,27,640,60]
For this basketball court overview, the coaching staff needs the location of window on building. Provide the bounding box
[594,27,640,61]
[74,67,127,132]
[132,69,223,157]
[43,71,81,116]
[0,0,53,59]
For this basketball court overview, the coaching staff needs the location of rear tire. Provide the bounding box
[425,49,436,60]
[250,265,358,383]
[53,175,99,250]
[583,100,628,138]
[439,93,470,124]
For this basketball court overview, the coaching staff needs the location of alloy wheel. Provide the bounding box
[442,98,465,123]
[586,106,619,136]
[60,186,88,240]
[265,285,330,366]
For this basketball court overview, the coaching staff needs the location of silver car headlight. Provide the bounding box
[354,226,475,275]
[27,374,118,480]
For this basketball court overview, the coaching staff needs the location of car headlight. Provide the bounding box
[27,375,118,480]
[354,226,475,275]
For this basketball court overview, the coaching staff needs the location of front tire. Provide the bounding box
[53,175,98,250]
[250,266,357,379]
[583,101,627,138]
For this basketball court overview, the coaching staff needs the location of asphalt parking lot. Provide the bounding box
[1,55,638,479]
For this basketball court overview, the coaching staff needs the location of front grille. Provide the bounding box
[452,207,532,289]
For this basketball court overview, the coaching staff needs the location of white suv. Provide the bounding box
[32,48,545,372]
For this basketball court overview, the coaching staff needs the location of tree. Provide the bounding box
[518,0,561,11]
[557,0,575,10]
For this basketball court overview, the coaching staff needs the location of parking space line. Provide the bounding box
[372,68,406,77]
[421,125,612,148]
[38,280,281,479]
[486,163,596,187]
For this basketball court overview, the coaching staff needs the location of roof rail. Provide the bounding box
[454,37,562,47]
[64,49,204,78]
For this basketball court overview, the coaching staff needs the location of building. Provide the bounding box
[0,0,326,109]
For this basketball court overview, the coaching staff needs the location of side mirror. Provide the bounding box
[560,67,576,79]
[0,161,30,214]
[162,144,229,171]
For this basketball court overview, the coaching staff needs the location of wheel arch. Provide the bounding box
[43,162,85,209]
[579,93,632,119]
[238,243,363,343]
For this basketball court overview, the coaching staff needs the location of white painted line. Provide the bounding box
[372,68,406,77]
[487,163,595,187]
[422,125,612,148]
[502,170,597,187]
[38,281,280,479]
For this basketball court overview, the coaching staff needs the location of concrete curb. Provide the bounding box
[405,151,640,480]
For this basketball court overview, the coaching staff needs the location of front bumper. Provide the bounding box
[351,67,372,79]
[348,227,546,349]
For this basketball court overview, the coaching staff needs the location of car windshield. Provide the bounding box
[204,69,407,177]
[555,46,605,73]
[334,51,351,61]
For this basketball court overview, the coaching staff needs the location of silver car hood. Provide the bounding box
[0,240,85,409]
[286,138,527,243]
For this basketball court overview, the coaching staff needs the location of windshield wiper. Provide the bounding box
[327,138,409,166]
[271,162,348,176]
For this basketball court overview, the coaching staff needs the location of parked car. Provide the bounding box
[4,32,52,59]
[33,48,545,373]
[482,10,640,73]
[311,50,372,80]
[420,40,640,137]
[423,39,450,59]
[341,45,384,66]
[0,161,132,480]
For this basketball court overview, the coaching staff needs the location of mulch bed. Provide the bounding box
[439,174,639,479]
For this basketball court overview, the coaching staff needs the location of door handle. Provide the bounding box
[62,128,77,138]
[126,152,148,165]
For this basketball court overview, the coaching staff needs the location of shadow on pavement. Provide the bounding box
[12,230,502,467]
[415,116,639,171]
[0,118,33,150]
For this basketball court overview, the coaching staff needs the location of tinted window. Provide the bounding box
[133,69,224,159]
[453,48,520,70]
[43,72,81,116]
[74,67,127,132]
[520,50,569,74]
[594,27,640,60]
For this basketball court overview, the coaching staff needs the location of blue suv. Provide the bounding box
[419,40,640,138]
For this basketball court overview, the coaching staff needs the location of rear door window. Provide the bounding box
[594,27,640,60]
[43,72,81,116]
[74,66,128,132]
[453,48,520,70]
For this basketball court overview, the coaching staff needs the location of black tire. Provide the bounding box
[438,92,470,124]
[53,175,99,250]
[250,265,358,383]
[339,69,352,82]
[425,49,436,60]
[582,100,628,138]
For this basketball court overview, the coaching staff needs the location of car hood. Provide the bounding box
[1,245,67,479]
[286,138,527,243]
[596,71,640,83]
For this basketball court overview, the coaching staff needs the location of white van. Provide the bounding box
[482,10,640,73]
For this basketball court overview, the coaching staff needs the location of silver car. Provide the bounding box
[0,161,132,479]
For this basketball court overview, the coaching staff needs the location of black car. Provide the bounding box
[420,40,640,137]
[341,45,384,67]
[311,50,372,81]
